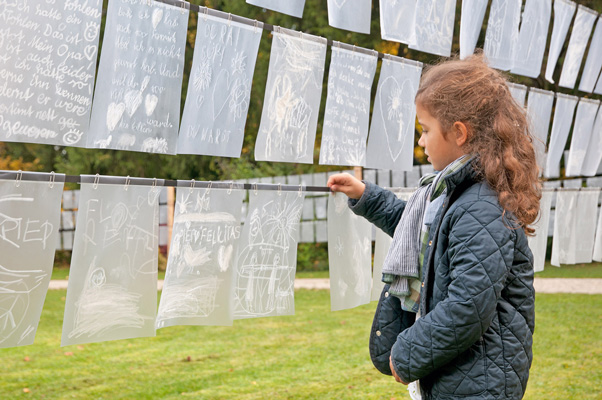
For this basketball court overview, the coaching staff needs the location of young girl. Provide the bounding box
[328,55,540,399]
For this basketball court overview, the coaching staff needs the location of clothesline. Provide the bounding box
[2,170,601,193]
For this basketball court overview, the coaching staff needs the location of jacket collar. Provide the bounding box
[442,155,480,193]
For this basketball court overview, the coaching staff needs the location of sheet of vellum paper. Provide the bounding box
[380,0,417,44]
[545,94,578,178]
[565,99,600,176]
[526,89,554,171]
[327,0,371,34]
[178,14,262,158]
[593,203,602,262]
[371,189,414,301]
[558,5,597,89]
[366,57,423,171]
[0,0,102,147]
[545,0,577,83]
[0,177,64,348]
[551,189,600,266]
[510,0,552,78]
[459,0,488,59]
[319,47,377,167]
[246,0,306,18]
[62,182,160,346]
[594,65,602,95]
[329,192,372,311]
[578,17,602,93]
[156,188,245,328]
[582,110,602,176]
[507,83,528,107]
[87,0,188,154]
[232,190,305,319]
[527,190,554,273]
[484,0,521,71]
[254,30,327,164]
[408,0,457,57]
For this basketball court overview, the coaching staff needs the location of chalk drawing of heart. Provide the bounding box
[212,70,233,120]
[217,244,234,272]
[83,45,97,61]
[379,76,413,163]
[152,8,164,29]
[124,90,143,117]
[106,102,125,132]
[333,0,349,9]
[145,94,159,116]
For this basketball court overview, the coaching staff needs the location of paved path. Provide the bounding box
[47,278,602,294]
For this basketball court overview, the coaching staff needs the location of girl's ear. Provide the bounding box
[453,121,468,147]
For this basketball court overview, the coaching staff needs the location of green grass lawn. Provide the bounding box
[1,290,600,399]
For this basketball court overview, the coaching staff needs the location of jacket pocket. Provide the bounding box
[431,338,487,397]
[369,284,416,376]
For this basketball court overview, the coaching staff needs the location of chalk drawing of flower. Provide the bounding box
[387,86,404,121]
[228,78,250,119]
[231,52,247,75]
[193,59,212,92]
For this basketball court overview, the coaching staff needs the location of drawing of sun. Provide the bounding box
[193,59,212,92]
[262,198,303,250]
[229,78,250,119]
[387,86,404,121]
[231,52,247,75]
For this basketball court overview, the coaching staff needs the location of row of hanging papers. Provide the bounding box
[1,170,601,349]
[2,0,602,175]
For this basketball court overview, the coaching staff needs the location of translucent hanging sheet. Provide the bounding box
[62,181,159,346]
[0,174,64,348]
[371,189,414,301]
[0,0,102,146]
[319,46,377,167]
[545,0,577,83]
[156,187,245,328]
[246,0,306,18]
[510,0,552,78]
[329,192,372,311]
[507,83,528,107]
[484,0,522,71]
[581,108,602,177]
[578,17,602,93]
[459,0,488,59]
[558,5,597,89]
[366,56,423,171]
[178,13,262,158]
[87,0,188,154]
[551,189,600,266]
[545,94,578,178]
[327,0,371,34]
[566,99,600,177]
[408,0,457,57]
[233,189,305,319]
[593,203,602,262]
[379,0,417,44]
[254,29,327,164]
[526,88,555,171]
[527,190,553,273]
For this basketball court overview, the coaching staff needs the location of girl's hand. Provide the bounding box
[327,173,366,199]
[390,355,409,385]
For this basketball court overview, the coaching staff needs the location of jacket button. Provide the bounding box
[421,282,425,288]
[376,330,381,336]
[385,292,389,298]
[428,240,432,246]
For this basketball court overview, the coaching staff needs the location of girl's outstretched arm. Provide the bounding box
[328,173,406,237]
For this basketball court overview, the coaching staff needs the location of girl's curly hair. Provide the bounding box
[415,54,541,235]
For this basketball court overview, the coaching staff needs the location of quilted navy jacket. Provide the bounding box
[349,161,535,399]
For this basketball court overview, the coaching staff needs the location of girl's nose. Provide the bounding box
[418,133,425,147]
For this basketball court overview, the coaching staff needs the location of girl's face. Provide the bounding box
[416,103,466,171]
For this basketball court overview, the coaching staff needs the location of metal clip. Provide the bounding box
[206,180,213,195]
[204,6,209,21]
[228,13,232,26]
[180,1,186,14]
[253,182,259,196]
[124,175,131,191]
[190,179,195,193]
[93,173,100,189]
[298,184,303,197]
[254,19,259,34]
[277,183,282,196]
[227,181,234,195]
[49,171,56,189]
[15,170,22,187]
